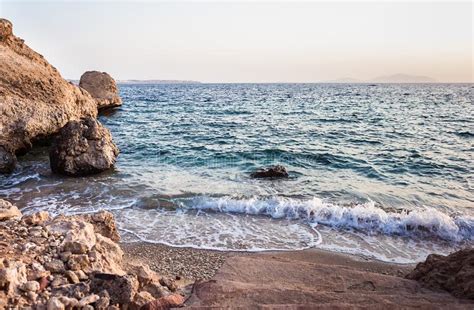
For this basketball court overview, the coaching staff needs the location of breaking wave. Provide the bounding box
[178,196,474,242]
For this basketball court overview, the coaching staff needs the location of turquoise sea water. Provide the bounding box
[1,83,473,263]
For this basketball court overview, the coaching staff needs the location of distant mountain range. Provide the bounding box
[327,74,437,84]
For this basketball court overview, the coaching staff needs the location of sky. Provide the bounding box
[1,1,472,83]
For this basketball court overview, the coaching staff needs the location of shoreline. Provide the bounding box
[122,241,415,280]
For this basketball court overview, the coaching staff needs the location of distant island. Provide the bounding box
[327,73,437,83]
[68,79,201,85]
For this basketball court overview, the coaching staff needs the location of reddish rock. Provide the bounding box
[407,248,474,299]
[141,294,185,310]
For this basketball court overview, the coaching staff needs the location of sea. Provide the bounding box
[1,83,473,264]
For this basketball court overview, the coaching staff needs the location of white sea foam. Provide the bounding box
[177,196,473,242]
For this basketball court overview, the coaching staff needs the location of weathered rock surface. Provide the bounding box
[250,165,289,178]
[79,71,122,110]
[0,199,22,221]
[0,204,187,309]
[187,252,474,309]
[49,117,119,176]
[0,18,98,173]
[407,248,474,299]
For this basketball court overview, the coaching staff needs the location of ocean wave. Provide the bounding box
[177,196,473,242]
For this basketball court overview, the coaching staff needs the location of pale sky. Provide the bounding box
[1,1,472,82]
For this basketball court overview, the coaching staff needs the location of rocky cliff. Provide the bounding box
[0,18,98,173]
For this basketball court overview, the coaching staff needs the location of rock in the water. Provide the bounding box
[49,117,119,176]
[0,19,97,173]
[250,165,289,178]
[0,199,22,221]
[407,248,474,299]
[0,145,16,174]
[79,71,122,110]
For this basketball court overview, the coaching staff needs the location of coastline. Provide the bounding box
[122,242,473,308]
[122,242,414,281]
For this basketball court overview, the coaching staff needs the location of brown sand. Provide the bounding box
[123,243,474,309]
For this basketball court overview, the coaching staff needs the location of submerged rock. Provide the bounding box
[250,165,289,178]
[49,117,119,176]
[79,71,122,110]
[407,248,474,299]
[0,19,97,173]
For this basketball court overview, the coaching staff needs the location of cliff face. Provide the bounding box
[0,19,97,172]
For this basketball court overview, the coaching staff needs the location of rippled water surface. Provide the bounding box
[1,83,473,263]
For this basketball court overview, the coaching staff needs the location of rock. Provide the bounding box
[91,273,139,304]
[79,71,122,110]
[47,297,65,310]
[39,276,49,291]
[0,19,97,173]
[131,291,155,309]
[0,199,22,221]
[67,254,90,271]
[0,261,27,295]
[89,234,125,275]
[65,270,80,284]
[28,263,50,280]
[23,211,50,225]
[127,263,157,288]
[407,248,474,299]
[88,211,120,242]
[58,296,79,308]
[250,165,289,178]
[19,280,40,292]
[44,259,66,273]
[0,145,16,174]
[47,217,97,254]
[143,283,169,299]
[95,296,110,309]
[49,117,119,176]
[159,277,177,292]
[78,294,100,307]
[141,294,185,310]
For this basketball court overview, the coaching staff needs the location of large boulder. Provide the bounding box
[406,248,474,299]
[0,19,98,173]
[49,117,119,176]
[79,71,122,110]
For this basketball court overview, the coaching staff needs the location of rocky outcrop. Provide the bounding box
[407,248,474,299]
[0,206,187,309]
[250,165,289,178]
[0,19,98,172]
[79,71,122,110]
[49,117,119,176]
